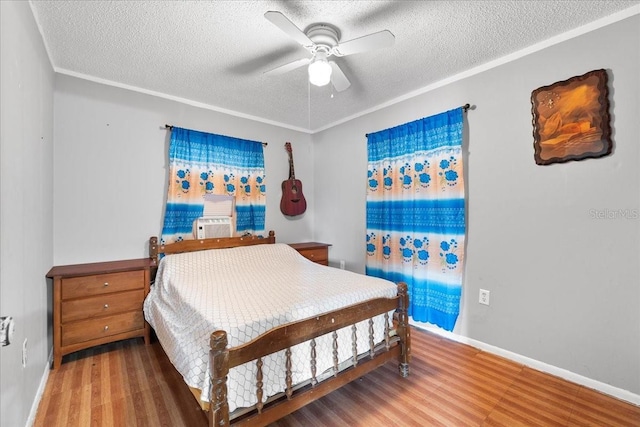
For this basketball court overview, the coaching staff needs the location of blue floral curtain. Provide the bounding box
[161,127,266,244]
[366,108,465,331]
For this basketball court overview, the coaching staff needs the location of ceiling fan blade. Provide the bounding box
[329,61,351,92]
[264,11,314,48]
[332,30,395,57]
[264,57,310,76]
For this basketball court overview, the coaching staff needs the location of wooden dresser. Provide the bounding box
[47,258,151,369]
[289,242,331,266]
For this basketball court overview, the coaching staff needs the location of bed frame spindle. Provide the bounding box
[255,357,264,414]
[384,312,390,351]
[351,325,358,367]
[285,348,293,400]
[310,339,317,387]
[332,331,339,377]
[368,319,375,359]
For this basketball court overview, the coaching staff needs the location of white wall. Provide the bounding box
[53,76,314,265]
[0,2,54,426]
[313,14,640,396]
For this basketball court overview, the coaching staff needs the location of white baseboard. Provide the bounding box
[25,349,52,427]
[409,320,640,406]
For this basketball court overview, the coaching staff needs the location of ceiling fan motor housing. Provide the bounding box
[305,24,340,54]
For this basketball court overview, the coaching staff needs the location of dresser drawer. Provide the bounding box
[61,311,145,347]
[61,270,144,300]
[299,248,328,264]
[61,289,145,323]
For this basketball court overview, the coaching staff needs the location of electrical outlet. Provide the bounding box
[479,289,490,305]
[339,260,346,270]
[22,338,27,367]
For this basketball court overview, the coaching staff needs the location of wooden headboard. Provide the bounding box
[149,230,276,265]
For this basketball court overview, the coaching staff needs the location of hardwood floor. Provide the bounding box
[34,327,640,426]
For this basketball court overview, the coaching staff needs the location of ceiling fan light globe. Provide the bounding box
[308,59,332,87]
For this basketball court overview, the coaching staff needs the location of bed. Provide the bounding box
[144,231,410,426]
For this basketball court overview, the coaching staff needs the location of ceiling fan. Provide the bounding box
[263,11,395,92]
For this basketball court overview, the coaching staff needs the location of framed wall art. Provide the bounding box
[531,69,612,165]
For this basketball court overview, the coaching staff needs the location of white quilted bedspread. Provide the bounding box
[143,243,396,412]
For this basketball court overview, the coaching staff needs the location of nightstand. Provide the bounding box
[47,258,151,369]
[289,242,331,266]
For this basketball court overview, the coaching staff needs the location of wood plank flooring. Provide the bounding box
[34,327,640,426]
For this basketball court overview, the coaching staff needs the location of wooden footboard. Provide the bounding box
[208,282,411,427]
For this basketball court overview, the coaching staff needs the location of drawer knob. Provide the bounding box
[103,282,109,287]
[104,326,109,331]
[310,254,314,258]
[104,304,109,309]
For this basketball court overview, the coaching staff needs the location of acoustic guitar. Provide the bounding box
[280,142,307,216]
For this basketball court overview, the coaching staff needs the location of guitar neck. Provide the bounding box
[288,153,296,180]
[286,142,296,180]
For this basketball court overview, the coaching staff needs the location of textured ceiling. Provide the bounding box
[30,0,639,132]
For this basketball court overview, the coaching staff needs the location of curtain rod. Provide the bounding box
[365,104,472,138]
[163,124,268,147]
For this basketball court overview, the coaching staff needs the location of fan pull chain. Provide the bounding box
[308,78,311,130]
